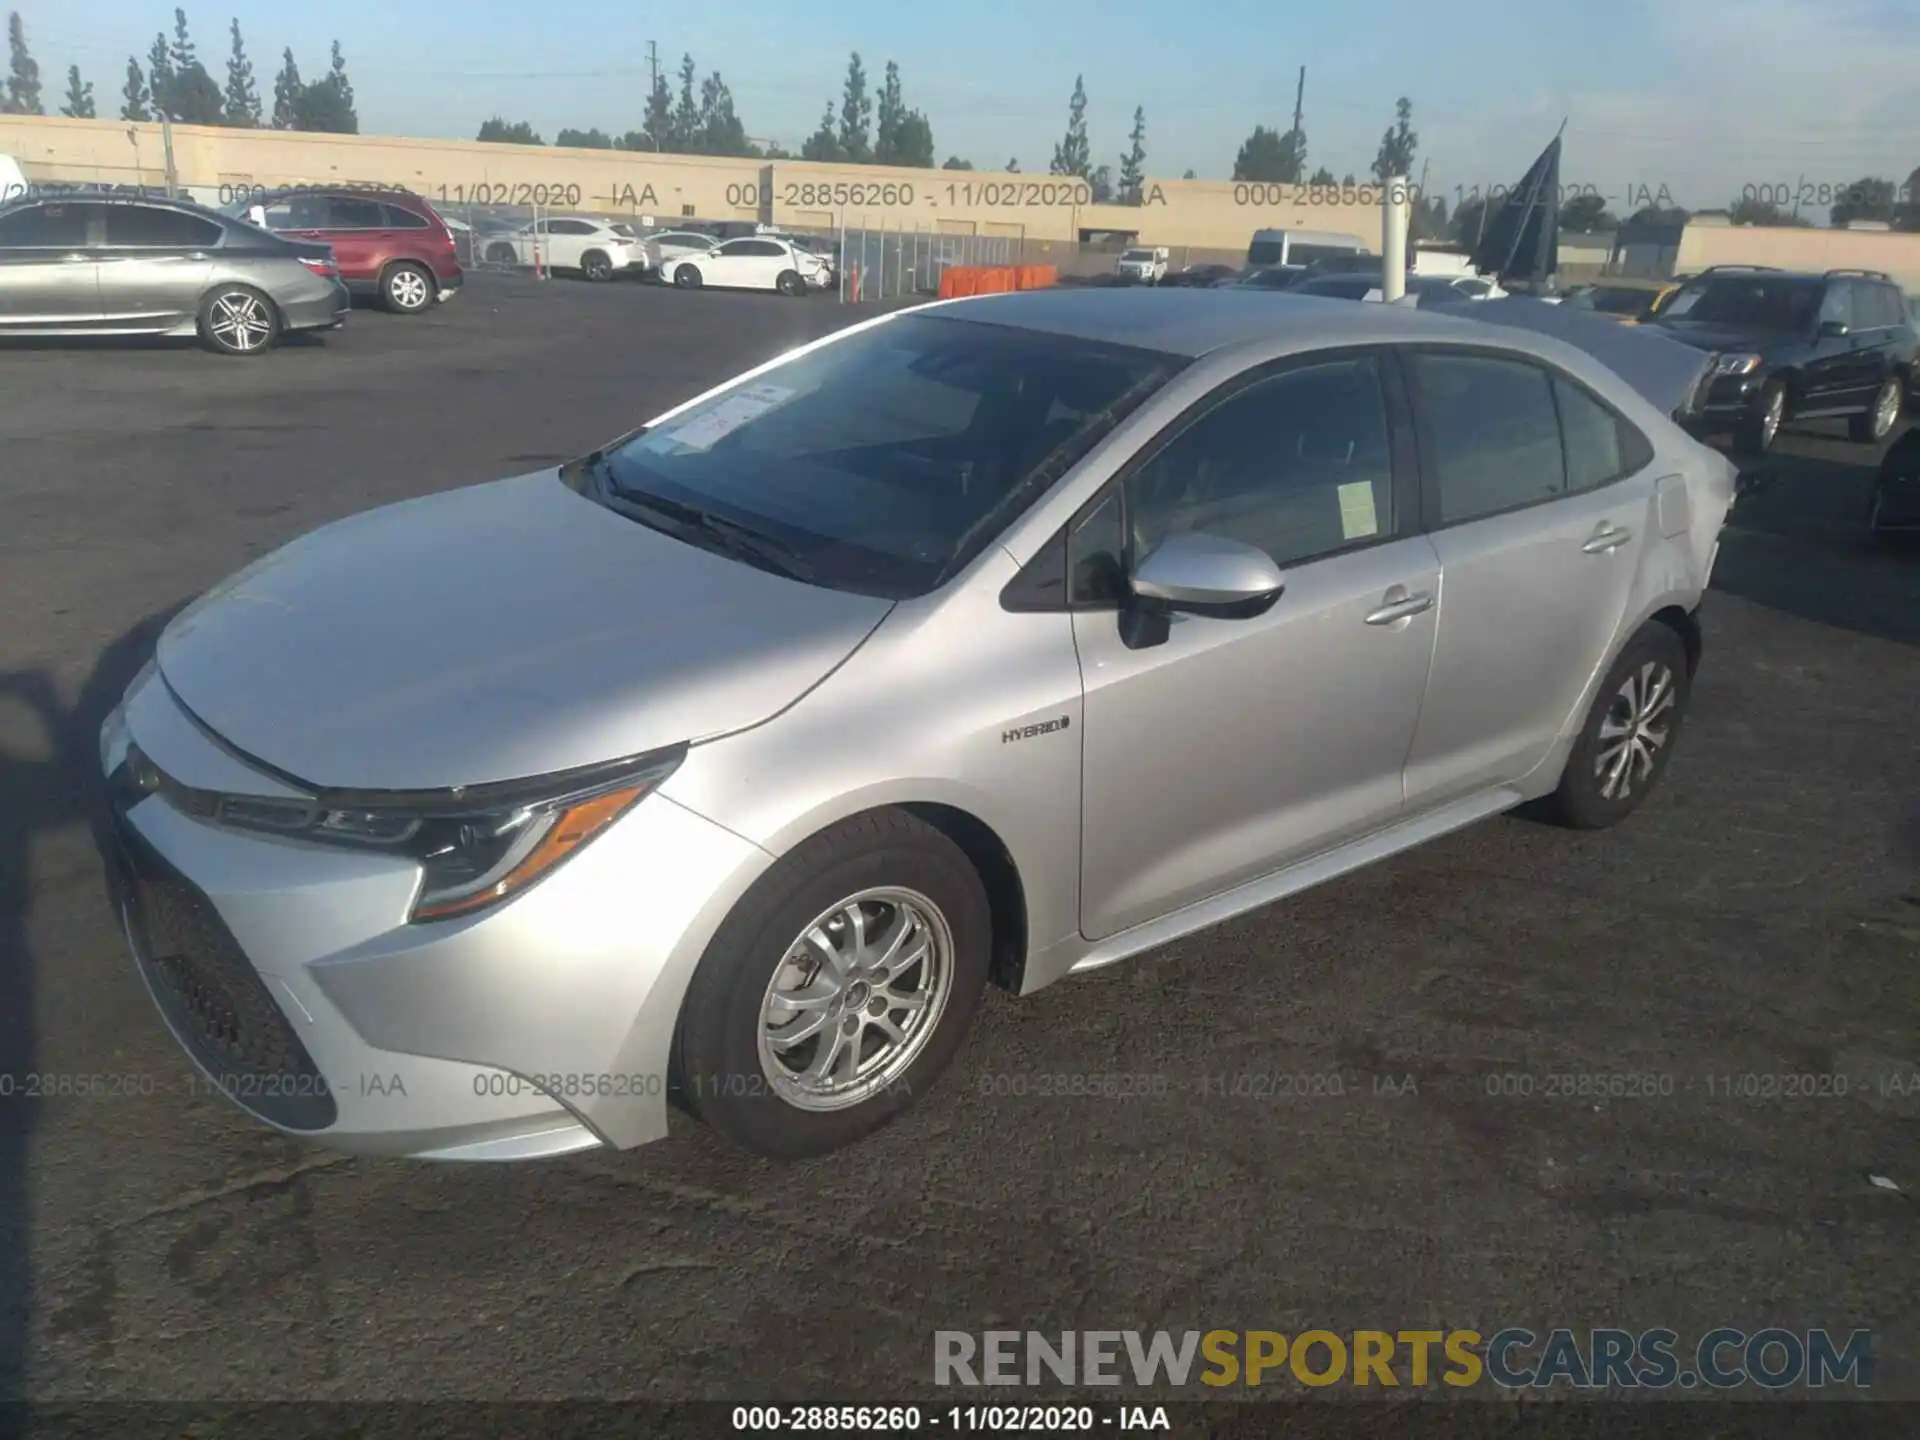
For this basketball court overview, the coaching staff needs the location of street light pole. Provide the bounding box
[159,111,178,198]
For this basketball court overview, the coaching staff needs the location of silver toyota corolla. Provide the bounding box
[98,290,1734,1162]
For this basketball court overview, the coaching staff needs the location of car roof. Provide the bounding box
[0,190,217,216]
[922,287,1517,358]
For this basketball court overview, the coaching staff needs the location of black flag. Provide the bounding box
[1471,133,1562,283]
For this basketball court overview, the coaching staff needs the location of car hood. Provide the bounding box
[1647,319,1792,354]
[155,472,893,792]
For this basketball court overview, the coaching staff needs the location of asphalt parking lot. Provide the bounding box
[0,274,1916,1406]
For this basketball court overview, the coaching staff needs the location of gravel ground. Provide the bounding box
[0,275,1914,1407]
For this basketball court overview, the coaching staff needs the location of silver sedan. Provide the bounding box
[0,193,348,354]
[98,289,1734,1161]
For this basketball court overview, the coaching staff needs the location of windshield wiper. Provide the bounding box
[586,460,817,584]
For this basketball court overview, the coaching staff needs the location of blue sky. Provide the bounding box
[22,0,1920,210]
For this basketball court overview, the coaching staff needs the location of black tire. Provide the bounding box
[1541,623,1691,830]
[1848,375,1902,445]
[1735,379,1787,456]
[776,269,806,297]
[673,262,703,290]
[581,249,613,282]
[380,261,435,314]
[673,810,991,1160]
[486,242,518,266]
[196,284,281,356]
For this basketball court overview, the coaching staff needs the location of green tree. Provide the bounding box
[157,10,222,124]
[1625,204,1689,226]
[1342,171,1356,185]
[317,39,355,131]
[1181,168,1195,179]
[942,156,973,170]
[1232,125,1298,183]
[671,54,699,151]
[1117,105,1146,202]
[1006,157,1019,172]
[6,10,42,114]
[1369,97,1416,182]
[838,52,871,162]
[1727,195,1803,227]
[800,100,842,162]
[146,33,172,115]
[556,127,613,148]
[872,60,934,167]
[1308,165,1335,185]
[642,67,672,150]
[698,71,748,156]
[1831,176,1895,227]
[1558,193,1616,232]
[223,18,260,126]
[1451,193,1490,247]
[1050,75,1091,178]
[476,117,543,144]
[119,56,149,121]
[60,63,93,118]
[1088,162,1113,203]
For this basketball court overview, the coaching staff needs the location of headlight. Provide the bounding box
[1710,352,1763,377]
[192,748,684,922]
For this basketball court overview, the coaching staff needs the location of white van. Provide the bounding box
[1115,246,1169,283]
[0,154,28,204]
[1246,227,1367,269]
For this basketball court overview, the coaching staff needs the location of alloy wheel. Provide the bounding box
[1594,660,1676,801]
[1872,380,1900,439]
[208,292,273,352]
[388,268,431,311]
[756,887,954,1112]
[1760,387,1784,448]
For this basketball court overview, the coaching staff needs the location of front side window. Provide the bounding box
[1126,357,1396,569]
[1409,352,1566,523]
[0,201,92,247]
[591,314,1183,598]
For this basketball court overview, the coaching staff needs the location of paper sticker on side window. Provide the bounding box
[1337,480,1380,540]
[644,383,797,454]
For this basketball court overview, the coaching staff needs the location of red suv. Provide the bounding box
[224,187,462,315]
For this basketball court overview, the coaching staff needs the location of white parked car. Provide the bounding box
[644,230,720,268]
[485,216,648,281]
[1117,246,1170,283]
[664,236,828,296]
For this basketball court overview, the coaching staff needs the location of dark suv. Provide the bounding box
[1650,266,1915,454]
[221,187,462,315]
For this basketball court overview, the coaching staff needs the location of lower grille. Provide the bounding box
[108,808,338,1131]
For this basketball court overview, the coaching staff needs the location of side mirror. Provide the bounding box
[1819,319,1850,338]
[1131,531,1285,616]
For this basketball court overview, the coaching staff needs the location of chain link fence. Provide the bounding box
[802,222,1019,302]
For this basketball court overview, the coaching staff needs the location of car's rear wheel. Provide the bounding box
[1736,379,1787,455]
[581,250,614,282]
[486,242,518,266]
[1849,376,1903,445]
[1541,623,1691,830]
[776,269,806,297]
[197,285,280,356]
[673,810,991,1159]
[381,261,435,314]
[673,263,703,289]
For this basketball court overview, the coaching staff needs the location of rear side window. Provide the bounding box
[324,197,387,229]
[103,206,222,247]
[382,204,430,229]
[1410,352,1566,523]
[0,202,92,246]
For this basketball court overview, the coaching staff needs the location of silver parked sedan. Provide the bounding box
[98,290,1734,1162]
[0,193,348,353]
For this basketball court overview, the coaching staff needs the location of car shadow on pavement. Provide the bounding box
[1711,428,1920,646]
[0,605,182,1398]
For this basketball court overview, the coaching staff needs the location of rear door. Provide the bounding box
[319,195,392,284]
[1802,280,1859,410]
[1400,347,1660,809]
[0,200,101,327]
[94,204,220,329]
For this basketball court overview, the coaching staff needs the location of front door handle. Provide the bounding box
[1365,589,1434,625]
[1582,524,1633,553]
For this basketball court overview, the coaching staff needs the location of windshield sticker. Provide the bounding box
[642,383,797,454]
[1338,481,1380,540]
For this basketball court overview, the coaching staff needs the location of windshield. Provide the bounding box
[1247,239,1285,266]
[593,313,1184,599]
[1288,242,1364,266]
[1659,277,1820,329]
[1121,250,1153,262]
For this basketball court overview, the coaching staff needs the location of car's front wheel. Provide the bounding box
[1849,375,1903,444]
[673,810,991,1159]
[1542,623,1692,829]
[197,285,280,355]
[1736,379,1787,455]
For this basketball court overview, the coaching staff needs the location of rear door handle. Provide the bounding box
[1582,524,1633,553]
[1364,590,1434,625]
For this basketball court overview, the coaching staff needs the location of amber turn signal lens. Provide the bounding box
[410,783,648,922]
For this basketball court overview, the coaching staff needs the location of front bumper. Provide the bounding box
[1691,370,1770,427]
[99,669,770,1160]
